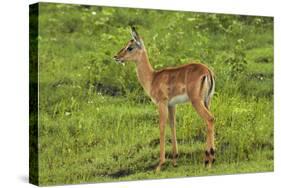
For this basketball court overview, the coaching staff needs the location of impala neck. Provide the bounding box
[135,48,154,95]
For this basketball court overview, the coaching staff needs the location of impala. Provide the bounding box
[114,27,215,172]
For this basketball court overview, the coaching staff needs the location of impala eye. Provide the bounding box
[127,46,134,51]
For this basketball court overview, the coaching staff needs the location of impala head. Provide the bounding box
[114,27,144,64]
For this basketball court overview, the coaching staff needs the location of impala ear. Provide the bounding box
[131,26,142,47]
[131,26,139,40]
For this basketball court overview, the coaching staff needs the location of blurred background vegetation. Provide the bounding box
[35,3,273,185]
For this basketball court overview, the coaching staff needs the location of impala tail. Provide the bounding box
[203,70,215,109]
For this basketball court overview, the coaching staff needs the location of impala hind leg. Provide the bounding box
[168,106,178,167]
[191,99,215,167]
[156,102,168,172]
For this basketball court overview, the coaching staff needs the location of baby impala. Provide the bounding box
[114,27,215,172]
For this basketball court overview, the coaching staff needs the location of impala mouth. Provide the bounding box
[113,56,125,65]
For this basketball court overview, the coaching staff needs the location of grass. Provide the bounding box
[38,93,273,185]
[33,2,274,186]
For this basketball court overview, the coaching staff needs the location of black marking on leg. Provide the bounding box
[205,150,210,157]
[174,153,179,158]
[210,148,215,156]
[212,158,216,164]
[204,160,209,167]
[204,100,209,109]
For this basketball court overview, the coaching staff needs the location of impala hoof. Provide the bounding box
[204,148,215,168]
[204,160,212,168]
[155,161,165,173]
[172,159,178,167]
[204,160,209,167]
[155,165,162,173]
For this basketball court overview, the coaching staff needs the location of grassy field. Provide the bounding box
[35,3,273,185]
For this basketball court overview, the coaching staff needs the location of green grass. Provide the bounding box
[34,2,274,186]
[38,93,273,185]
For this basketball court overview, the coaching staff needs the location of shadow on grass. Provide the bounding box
[96,136,274,179]
[106,146,204,178]
[148,138,205,148]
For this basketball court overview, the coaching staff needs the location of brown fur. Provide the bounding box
[151,63,212,103]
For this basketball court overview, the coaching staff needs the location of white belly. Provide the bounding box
[168,94,189,106]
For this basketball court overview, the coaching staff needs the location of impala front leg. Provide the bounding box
[156,102,168,172]
[168,106,178,166]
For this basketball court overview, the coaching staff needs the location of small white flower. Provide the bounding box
[92,11,96,15]
[187,18,196,21]
[87,100,94,104]
[65,112,71,116]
